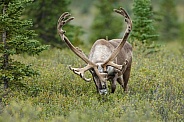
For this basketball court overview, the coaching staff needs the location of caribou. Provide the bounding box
[57,7,132,95]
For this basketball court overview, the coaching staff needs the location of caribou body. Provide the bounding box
[57,7,132,94]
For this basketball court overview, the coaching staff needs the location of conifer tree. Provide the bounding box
[159,0,179,41]
[0,0,48,89]
[90,0,122,43]
[131,0,158,43]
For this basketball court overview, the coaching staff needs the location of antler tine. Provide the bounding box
[58,12,69,23]
[69,65,92,82]
[114,8,132,29]
[57,13,74,34]
[114,7,127,17]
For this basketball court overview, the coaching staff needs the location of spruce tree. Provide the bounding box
[159,0,179,41]
[0,0,48,89]
[131,0,158,43]
[90,0,122,43]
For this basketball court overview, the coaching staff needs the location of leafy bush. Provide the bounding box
[0,42,183,121]
[0,100,41,122]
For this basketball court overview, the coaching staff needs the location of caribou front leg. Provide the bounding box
[110,73,119,93]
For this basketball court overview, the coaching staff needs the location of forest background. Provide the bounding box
[23,0,184,47]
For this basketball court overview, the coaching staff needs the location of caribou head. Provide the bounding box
[57,7,132,95]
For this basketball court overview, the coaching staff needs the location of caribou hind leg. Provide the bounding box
[117,76,124,88]
[111,79,117,93]
[110,72,124,93]
[123,65,131,92]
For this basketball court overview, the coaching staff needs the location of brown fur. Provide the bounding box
[89,39,132,93]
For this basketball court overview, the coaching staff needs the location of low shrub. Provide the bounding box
[0,42,183,121]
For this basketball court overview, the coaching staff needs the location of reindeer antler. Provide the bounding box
[57,12,96,81]
[102,7,132,71]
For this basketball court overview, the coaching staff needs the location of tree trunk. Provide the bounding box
[2,4,9,89]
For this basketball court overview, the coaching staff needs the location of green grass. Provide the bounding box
[0,42,184,122]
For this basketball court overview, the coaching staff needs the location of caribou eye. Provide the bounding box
[89,69,95,74]
[97,64,103,73]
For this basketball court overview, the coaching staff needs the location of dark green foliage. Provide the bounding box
[159,0,180,41]
[131,0,158,43]
[0,0,48,89]
[25,0,83,47]
[90,0,122,43]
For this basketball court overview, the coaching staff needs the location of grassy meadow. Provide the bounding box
[0,41,184,122]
